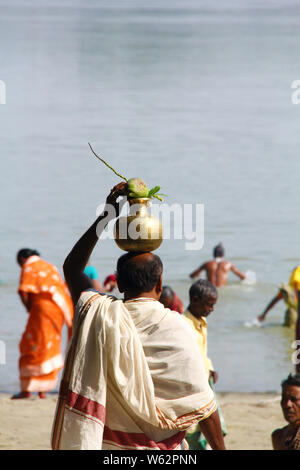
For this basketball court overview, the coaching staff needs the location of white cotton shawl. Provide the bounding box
[51,291,216,450]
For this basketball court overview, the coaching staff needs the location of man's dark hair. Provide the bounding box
[189,279,218,301]
[281,373,300,389]
[116,252,163,294]
[213,243,224,258]
[17,248,40,264]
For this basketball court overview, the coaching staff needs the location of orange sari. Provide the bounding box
[18,256,73,392]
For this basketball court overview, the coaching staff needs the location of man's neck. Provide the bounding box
[187,305,204,320]
[289,420,300,431]
[124,292,158,301]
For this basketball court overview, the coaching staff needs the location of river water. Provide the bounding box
[1,0,300,392]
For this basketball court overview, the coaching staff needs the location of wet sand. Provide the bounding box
[0,392,285,450]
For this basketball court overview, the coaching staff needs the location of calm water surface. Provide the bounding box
[1,0,300,392]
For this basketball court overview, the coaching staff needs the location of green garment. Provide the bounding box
[279,283,298,328]
[186,377,227,450]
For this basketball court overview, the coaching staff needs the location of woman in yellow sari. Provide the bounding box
[12,249,73,399]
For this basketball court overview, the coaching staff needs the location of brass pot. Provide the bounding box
[114,198,163,252]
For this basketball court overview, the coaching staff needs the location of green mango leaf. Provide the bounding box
[148,186,160,197]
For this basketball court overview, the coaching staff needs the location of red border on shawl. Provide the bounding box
[66,390,106,423]
[103,426,185,450]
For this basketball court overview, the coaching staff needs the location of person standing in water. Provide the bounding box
[289,265,300,373]
[257,281,298,327]
[189,243,246,287]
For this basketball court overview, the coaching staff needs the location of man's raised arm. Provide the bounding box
[63,183,127,306]
[230,264,246,281]
[190,263,205,279]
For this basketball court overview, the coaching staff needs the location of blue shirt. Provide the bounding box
[84,265,99,280]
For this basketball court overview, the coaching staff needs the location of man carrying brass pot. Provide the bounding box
[51,183,225,451]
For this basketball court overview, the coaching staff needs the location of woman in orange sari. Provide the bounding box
[12,249,74,399]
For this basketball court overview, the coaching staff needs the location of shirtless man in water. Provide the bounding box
[189,243,246,287]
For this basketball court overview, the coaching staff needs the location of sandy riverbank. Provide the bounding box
[0,392,285,450]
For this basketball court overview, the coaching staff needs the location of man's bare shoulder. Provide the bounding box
[206,259,231,269]
[271,425,289,450]
[218,260,232,271]
[205,260,216,269]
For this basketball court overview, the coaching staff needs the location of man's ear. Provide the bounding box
[155,274,163,296]
[189,295,198,308]
[116,277,124,293]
